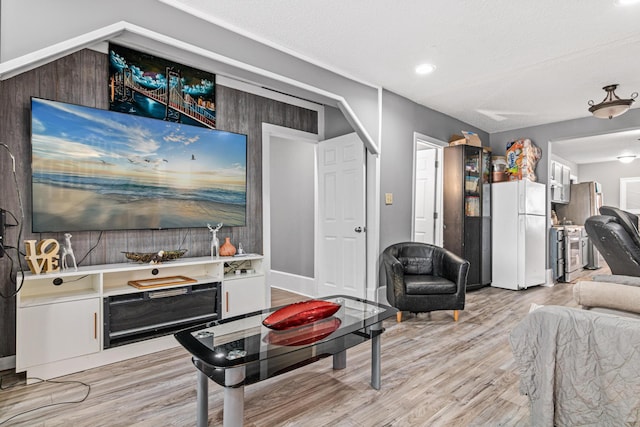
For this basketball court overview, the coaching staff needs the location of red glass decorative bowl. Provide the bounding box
[264,317,342,346]
[262,300,341,330]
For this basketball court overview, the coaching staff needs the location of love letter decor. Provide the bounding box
[262,300,341,330]
[24,239,60,274]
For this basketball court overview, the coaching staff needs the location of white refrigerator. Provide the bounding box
[492,180,547,290]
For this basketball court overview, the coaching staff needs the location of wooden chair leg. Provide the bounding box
[453,310,459,322]
[396,311,403,322]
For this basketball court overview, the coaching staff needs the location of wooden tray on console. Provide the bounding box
[128,275,197,289]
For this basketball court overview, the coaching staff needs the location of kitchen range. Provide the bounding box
[555,181,604,267]
[565,225,589,281]
[550,224,590,282]
[551,181,605,282]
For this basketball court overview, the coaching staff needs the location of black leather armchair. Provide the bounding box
[380,242,469,322]
[585,206,640,277]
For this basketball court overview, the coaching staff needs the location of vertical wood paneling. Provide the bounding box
[0,76,19,357]
[0,50,318,357]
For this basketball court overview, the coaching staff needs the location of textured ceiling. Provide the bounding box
[163,0,640,163]
[553,129,640,164]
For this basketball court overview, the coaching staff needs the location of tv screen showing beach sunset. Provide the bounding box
[31,97,247,232]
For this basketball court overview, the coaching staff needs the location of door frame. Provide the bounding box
[412,132,447,247]
[263,125,379,301]
[262,124,320,296]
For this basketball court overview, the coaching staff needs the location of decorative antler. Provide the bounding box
[207,223,223,233]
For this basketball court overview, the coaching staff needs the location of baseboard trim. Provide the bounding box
[270,270,315,296]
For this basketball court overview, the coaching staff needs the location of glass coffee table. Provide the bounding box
[174,295,397,427]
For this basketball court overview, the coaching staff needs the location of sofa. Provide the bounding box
[510,276,640,426]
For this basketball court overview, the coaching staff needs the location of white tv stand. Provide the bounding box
[16,254,266,381]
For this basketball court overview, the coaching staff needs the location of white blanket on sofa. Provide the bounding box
[510,305,640,427]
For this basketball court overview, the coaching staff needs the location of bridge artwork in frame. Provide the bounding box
[108,43,216,129]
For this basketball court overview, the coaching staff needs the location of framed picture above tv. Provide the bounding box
[30,97,247,233]
[108,43,216,128]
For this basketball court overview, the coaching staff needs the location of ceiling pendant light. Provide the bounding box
[588,84,638,119]
[617,155,636,163]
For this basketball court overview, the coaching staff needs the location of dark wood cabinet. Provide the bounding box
[443,145,492,290]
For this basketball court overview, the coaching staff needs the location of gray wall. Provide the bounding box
[379,90,489,251]
[325,105,354,139]
[579,161,640,208]
[270,137,315,277]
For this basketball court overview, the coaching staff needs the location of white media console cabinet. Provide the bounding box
[16,254,266,380]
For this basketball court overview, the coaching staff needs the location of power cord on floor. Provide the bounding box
[0,374,91,425]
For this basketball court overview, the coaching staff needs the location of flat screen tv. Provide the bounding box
[30,97,247,233]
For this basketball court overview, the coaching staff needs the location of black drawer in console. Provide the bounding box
[104,282,220,348]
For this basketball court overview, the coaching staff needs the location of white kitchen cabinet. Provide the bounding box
[561,165,571,203]
[550,161,571,204]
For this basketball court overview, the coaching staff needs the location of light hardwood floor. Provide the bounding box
[1,278,593,426]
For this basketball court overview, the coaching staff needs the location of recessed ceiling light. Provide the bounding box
[616,0,640,6]
[415,63,436,75]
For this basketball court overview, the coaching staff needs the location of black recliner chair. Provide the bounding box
[585,206,640,277]
[379,242,469,322]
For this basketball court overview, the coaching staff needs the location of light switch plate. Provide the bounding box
[385,193,393,205]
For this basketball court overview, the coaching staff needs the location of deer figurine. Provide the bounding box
[61,233,78,271]
[207,223,223,258]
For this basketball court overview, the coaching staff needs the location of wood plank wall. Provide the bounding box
[0,49,318,357]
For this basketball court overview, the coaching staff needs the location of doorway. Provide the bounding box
[412,133,446,246]
[263,126,368,299]
[263,125,319,296]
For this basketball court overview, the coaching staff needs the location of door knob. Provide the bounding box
[354,226,365,233]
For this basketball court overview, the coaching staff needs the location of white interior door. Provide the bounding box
[413,136,444,246]
[414,148,437,243]
[318,133,366,298]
